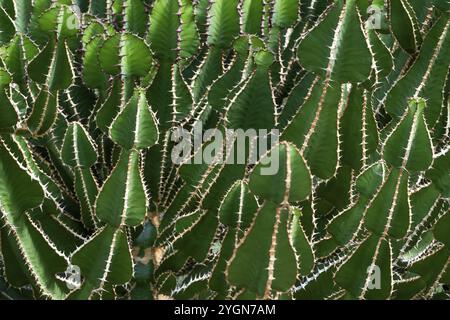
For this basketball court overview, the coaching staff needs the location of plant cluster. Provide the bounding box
[0,0,449,300]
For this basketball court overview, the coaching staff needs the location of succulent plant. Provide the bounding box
[0,0,449,300]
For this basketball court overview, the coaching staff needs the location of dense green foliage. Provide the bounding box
[0,0,449,300]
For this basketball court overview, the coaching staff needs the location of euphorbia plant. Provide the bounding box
[0,0,449,300]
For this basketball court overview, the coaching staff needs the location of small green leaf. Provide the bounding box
[124,0,148,37]
[61,122,98,168]
[96,77,123,133]
[0,142,44,218]
[72,226,134,291]
[272,0,299,28]
[38,5,80,39]
[227,202,298,298]
[208,37,249,111]
[385,16,450,121]
[99,33,121,75]
[74,167,99,230]
[297,0,372,83]
[242,0,264,35]
[82,36,108,90]
[219,181,258,231]
[249,142,312,204]
[109,89,159,150]
[28,39,75,91]
[335,234,392,300]
[290,208,315,276]
[226,51,276,130]
[147,0,179,62]
[179,0,200,59]
[26,89,58,136]
[389,0,422,53]
[100,33,153,77]
[282,78,341,179]
[95,149,148,227]
[383,98,433,172]
[340,86,378,171]
[207,0,240,48]
[364,168,410,239]
[120,34,153,78]
[28,38,55,84]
